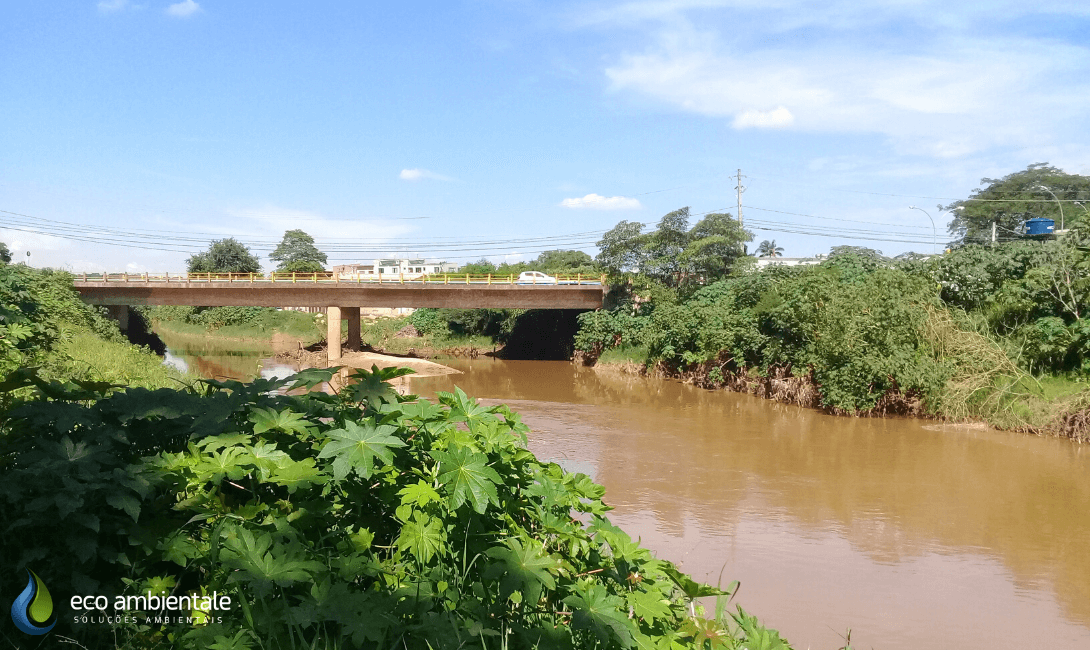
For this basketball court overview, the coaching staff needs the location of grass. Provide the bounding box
[42,327,195,389]
[151,309,325,345]
[597,344,648,365]
[356,316,495,356]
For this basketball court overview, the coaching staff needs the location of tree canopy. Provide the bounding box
[594,208,752,285]
[269,229,327,271]
[187,238,262,274]
[944,163,1090,245]
[0,241,10,264]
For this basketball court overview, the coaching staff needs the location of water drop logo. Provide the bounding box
[10,569,56,635]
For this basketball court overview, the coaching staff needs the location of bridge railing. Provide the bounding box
[75,272,606,285]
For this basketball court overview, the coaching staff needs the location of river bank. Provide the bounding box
[588,356,1090,442]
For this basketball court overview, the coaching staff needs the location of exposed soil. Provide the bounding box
[273,341,461,378]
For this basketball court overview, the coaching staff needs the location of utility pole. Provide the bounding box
[735,169,745,228]
[992,221,997,246]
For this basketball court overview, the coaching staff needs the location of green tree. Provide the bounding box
[269,229,328,271]
[278,259,325,273]
[944,163,1090,245]
[643,207,692,283]
[595,220,646,275]
[0,241,10,264]
[680,212,752,281]
[534,249,595,273]
[458,258,497,274]
[756,240,784,258]
[187,238,262,274]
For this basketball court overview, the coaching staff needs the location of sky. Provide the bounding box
[2,0,1090,272]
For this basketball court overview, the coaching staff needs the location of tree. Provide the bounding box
[756,240,784,258]
[595,220,646,275]
[680,212,752,280]
[944,163,1090,246]
[278,259,325,273]
[187,238,262,274]
[269,229,327,271]
[458,258,497,274]
[533,249,595,273]
[0,241,10,264]
[642,208,691,282]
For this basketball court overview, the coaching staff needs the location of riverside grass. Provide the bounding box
[43,327,194,389]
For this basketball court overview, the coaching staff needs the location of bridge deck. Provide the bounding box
[72,273,606,309]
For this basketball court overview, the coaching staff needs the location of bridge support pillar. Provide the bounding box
[106,305,130,331]
[327,306,342,362]
[345,307,361,352]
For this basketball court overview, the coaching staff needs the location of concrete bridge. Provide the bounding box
[73,272,606,361]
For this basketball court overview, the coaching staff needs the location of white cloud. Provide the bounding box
[399,168,452,182]
[97,0,129,12]
[560,193,642,210]
[732,106,794,129]
[166,0,201,18]
[595,4,1090,157]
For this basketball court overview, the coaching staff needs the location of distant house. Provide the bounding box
[331,258,457,279]
[754,256,823,269]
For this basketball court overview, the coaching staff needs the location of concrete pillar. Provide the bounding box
[327,306,342,362]
[107,305,130,331]
[345,306,361,352]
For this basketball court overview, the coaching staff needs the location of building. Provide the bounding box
[754,256,823,269]
[331,258,458,279]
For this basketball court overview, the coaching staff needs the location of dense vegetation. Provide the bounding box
[0,263,188,392]
[0,363,792,648]
[576,216,1090,435]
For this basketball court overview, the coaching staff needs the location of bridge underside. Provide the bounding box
[75,281,605,362]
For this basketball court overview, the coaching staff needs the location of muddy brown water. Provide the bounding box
[163,339,1090,650]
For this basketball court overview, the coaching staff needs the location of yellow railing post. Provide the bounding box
[487,274,491,285]
[465,273,470,284]
[400,272,404,284]
[577,273,581,283]
[292,272,296,283]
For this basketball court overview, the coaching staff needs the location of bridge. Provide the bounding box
[73,272,606,361]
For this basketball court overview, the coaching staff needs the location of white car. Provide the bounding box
[517,271,557,284]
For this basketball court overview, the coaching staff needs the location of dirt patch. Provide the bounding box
[395,324,421,338]
[275,343,460,378]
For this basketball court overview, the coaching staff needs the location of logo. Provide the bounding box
[10,569,56,635]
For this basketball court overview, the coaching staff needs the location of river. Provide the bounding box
[162,336,1090,650]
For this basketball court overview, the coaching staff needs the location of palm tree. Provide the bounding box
[756,240,784,258]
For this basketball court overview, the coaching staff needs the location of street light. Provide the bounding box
[1074,201,1089,217]
[908,205,937,255]
[1036,184,1064,231]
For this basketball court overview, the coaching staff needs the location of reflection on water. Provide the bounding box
[406,359,1090,650]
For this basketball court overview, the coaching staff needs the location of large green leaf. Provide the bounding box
[429,445,502,513]
[249,407,311,436]
[318,420,405,481]
[220,527,325,597]
[396,513,444,563]
[484,537,560,605]
[562,584,635,648]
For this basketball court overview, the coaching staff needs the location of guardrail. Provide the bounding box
[75,272,606,286]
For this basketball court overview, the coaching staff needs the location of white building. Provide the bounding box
[331,258,458,279]
[754,256,823,269]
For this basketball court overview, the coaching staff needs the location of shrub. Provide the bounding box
[0,366,787,649]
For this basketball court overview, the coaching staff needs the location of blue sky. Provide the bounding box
[3,1,1089,272]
